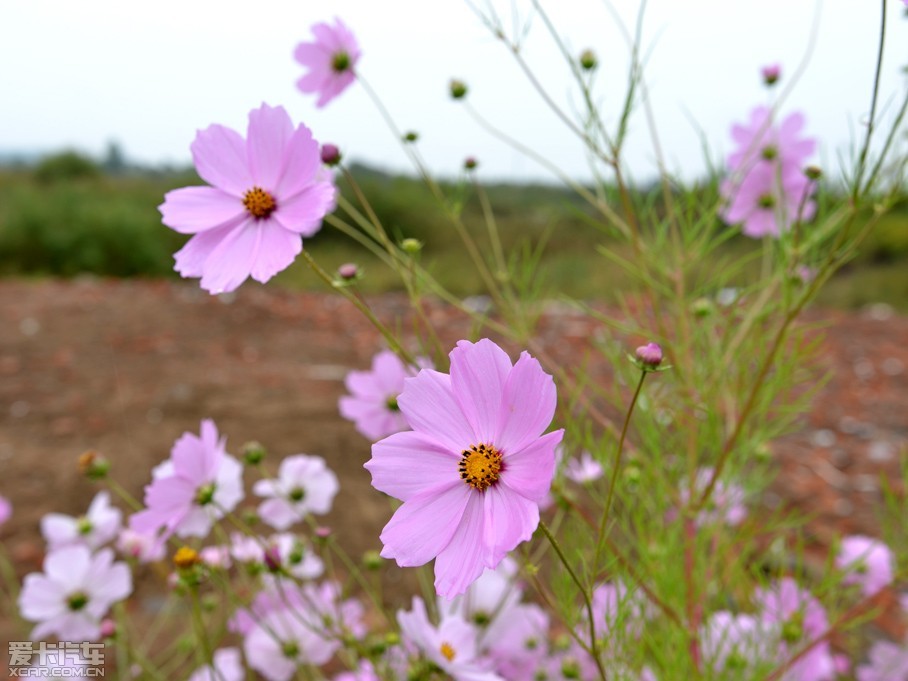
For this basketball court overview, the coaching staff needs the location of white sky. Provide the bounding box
[2,1,907,183]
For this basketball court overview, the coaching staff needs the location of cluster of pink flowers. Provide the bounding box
[720,105,817,238]
[160,19,360,295]
[9,13,906,681]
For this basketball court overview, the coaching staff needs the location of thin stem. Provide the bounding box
[538,521,608,681]
[852,0,888,201]
[596,370,647,561]
[300,250,417,367]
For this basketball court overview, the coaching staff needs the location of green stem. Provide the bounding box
[596,370,647,561]
[538,521,608,681]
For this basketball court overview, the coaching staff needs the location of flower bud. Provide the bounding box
[320,143,341,167]
[804,165,822,181]
[634,342,663,369]
[362,550,383,570]
[561,657,581,679]
[449,79,468,99]
[242,441,266,465]
[263,545,282,572]
[400,238,423,254]
[761,64,781,86]
[579,49,597,71]
[337,263,360,281]
[100,619,116,638]
[78,451,110,480]
[464,156,478,171]
[691,297,715,317]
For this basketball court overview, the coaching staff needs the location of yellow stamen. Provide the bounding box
[243,186,277,219]
[173,546,201,570]
[458,443,502,491]
[440,642,456,662]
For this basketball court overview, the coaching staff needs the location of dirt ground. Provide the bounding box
[1,278,906,647]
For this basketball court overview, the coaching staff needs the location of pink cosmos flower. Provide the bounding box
[243,608,337,681]
[721,163,816,238]
[0,494,11,526]
[41,491,122,551]
[188,647,244,681]
[856,640,908,681]
[0,494,13,526]
[294,19,361,108]
[116,528,166,563]
[334,661,380,681]
[365,338,564,598]
[398,596,503,681]
[231,580,364,639]
[160,103,336,294]
[440,558,549,678]
[19,545,132,641]
[701,611,775,675]
[836,535,894,597]
[675,467,748,527]
[199,545,232,570]
[755,578,836,681]
[564,451,603,484]
[253,454,339,530]
[721,106,816,238]
[130,420,243,544]
[339,350,431,440]
[262,533,325,582]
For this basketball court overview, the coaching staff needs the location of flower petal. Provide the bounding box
[191,124,253,196]
[196,221,262,294]
[248,222,302,284]
[495,351,557,454]
[434,493,487,598]
[379,483,470,567]
[246,104,294,191]
[450,339,513,444]
[273,183,335,237]
[500,429,563,503]
[398,369,474,453]
[482,483,539,566]
[274,123,320,198]
[366,431,461,501]
[159,187,246,234]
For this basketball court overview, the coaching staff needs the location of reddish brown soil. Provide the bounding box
[0,278,905,648]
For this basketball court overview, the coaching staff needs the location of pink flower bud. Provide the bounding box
[761,64,781,86]
[635,342,663,368]
[100,618,117,638]
[320,143,341,166]
[338,263,359,280]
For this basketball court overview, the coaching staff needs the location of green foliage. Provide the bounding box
[1,163,907,311]
[0,170,191,277]
[33,150,101,183]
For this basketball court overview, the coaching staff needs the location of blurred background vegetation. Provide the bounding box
[1,148,906,310]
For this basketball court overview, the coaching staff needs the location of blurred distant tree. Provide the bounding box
[34,150,100,183]
[103,141,127,175]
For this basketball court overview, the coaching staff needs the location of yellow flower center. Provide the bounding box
[440,642,456,662]
[459,443,502,491]
[243,186,277,219]
[173,546,201,570]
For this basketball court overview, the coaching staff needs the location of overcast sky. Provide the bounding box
[2,1,906,183]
